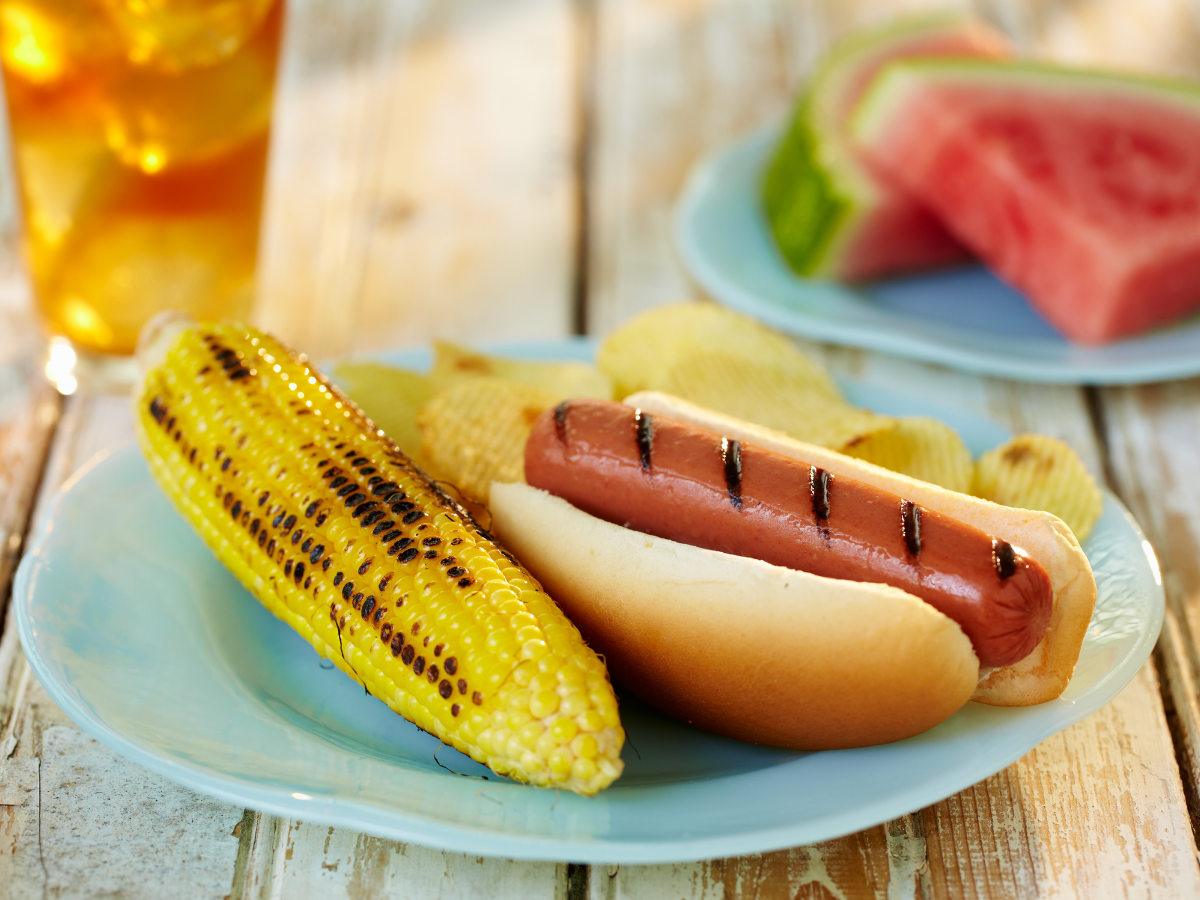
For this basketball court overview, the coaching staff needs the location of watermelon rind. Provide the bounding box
[761,15,1006,281]
[852,59,1200,145]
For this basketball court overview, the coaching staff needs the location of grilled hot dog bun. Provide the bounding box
[490,481,979,750]
[623,392,1097,707]
[488,393,1096,750]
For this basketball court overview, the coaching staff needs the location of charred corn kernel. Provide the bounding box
[133,320,624,796]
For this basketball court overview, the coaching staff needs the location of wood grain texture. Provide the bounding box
[257,0,580,360]
[585,0,801,336]
[232,815,566,900]
[0,394,248,900]
[1102,379,1200,834]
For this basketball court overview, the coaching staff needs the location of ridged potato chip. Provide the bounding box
[331,361,432,466]
[417,376,558,504]
[659,350,895,449]
[598,301,833,398]
[841,416,974,493]
[972,434,1103,541]
[432,341,613,400]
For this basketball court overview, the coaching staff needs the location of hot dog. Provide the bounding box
[524,397,1053,668]
[488,392,1097,750]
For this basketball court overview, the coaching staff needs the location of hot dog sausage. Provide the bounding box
[524,398,1053,668]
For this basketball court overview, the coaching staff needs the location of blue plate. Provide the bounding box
[14,340,1163,863]
[675,128,1200,385]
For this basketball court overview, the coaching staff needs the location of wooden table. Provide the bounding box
[1,0,1199,896]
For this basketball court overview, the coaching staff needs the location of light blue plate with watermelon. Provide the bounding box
[14,340,1162,863]
[676,128,1200,385]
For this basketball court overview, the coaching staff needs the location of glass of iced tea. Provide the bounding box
[0,0,283,388]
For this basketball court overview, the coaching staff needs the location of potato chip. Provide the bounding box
[416,376,558,504]
[431,341,613,400]
[841,416,974,493]
[331,361,431,465]
[659,350,895,449]
[598,301,833,398]
[972,434,1103,541]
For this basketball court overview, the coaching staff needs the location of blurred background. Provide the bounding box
[1,0,1199,368]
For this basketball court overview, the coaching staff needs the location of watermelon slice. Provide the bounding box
[852,60,1200,344]
[761,16,1009,282]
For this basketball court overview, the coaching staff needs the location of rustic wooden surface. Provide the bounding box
[0,0,1198,896]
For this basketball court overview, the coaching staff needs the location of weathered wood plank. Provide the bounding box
[0,389,247,900]
[1102,378,1200,830]
[234,815,567,900]
[257,0,580,360]
[585,0,800,337]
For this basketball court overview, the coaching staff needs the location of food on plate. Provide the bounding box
[600,302,976,493]
[431,341,614,399]
[133,319,625,795]
[762,15,1009,280]
[329,361,431,464]
[338,303,1102,539]
[491,393,1097,749]
[851,60,1200,343]
[974,434,1103,540]
[526,398,1051,668]
[840,416,973,495]
[417,376,558,503]
[598,302,896,451]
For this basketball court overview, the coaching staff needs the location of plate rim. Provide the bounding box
[673,125,1200,386]
[12,344,1164,864]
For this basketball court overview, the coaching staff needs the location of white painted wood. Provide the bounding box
[2,727,242,900]
[234,817,566,900]
[257,0,579,360]
[586,0,800,337]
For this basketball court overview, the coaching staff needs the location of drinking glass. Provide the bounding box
[0,0,284,390]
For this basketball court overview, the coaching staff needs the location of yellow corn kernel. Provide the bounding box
[530,690,560,719]
[550,716,578,743]
[548,747,574,776]
[560,692,590,718]
[572,757,597,783]
[577,709,606,734]
[571,734,599,760]
[133,320,624,795]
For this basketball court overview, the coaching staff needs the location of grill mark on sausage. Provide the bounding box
[993,538,1016,580]
[554,401,570,444]
[901,500,922,557]
[721,437,742,510]
[810,466,831,522]
[634,409,653,472]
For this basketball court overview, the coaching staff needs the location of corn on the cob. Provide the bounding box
[133,321,625,795]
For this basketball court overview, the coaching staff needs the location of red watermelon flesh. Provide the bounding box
[852,60,1200,344]
[761,17,1009,281]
